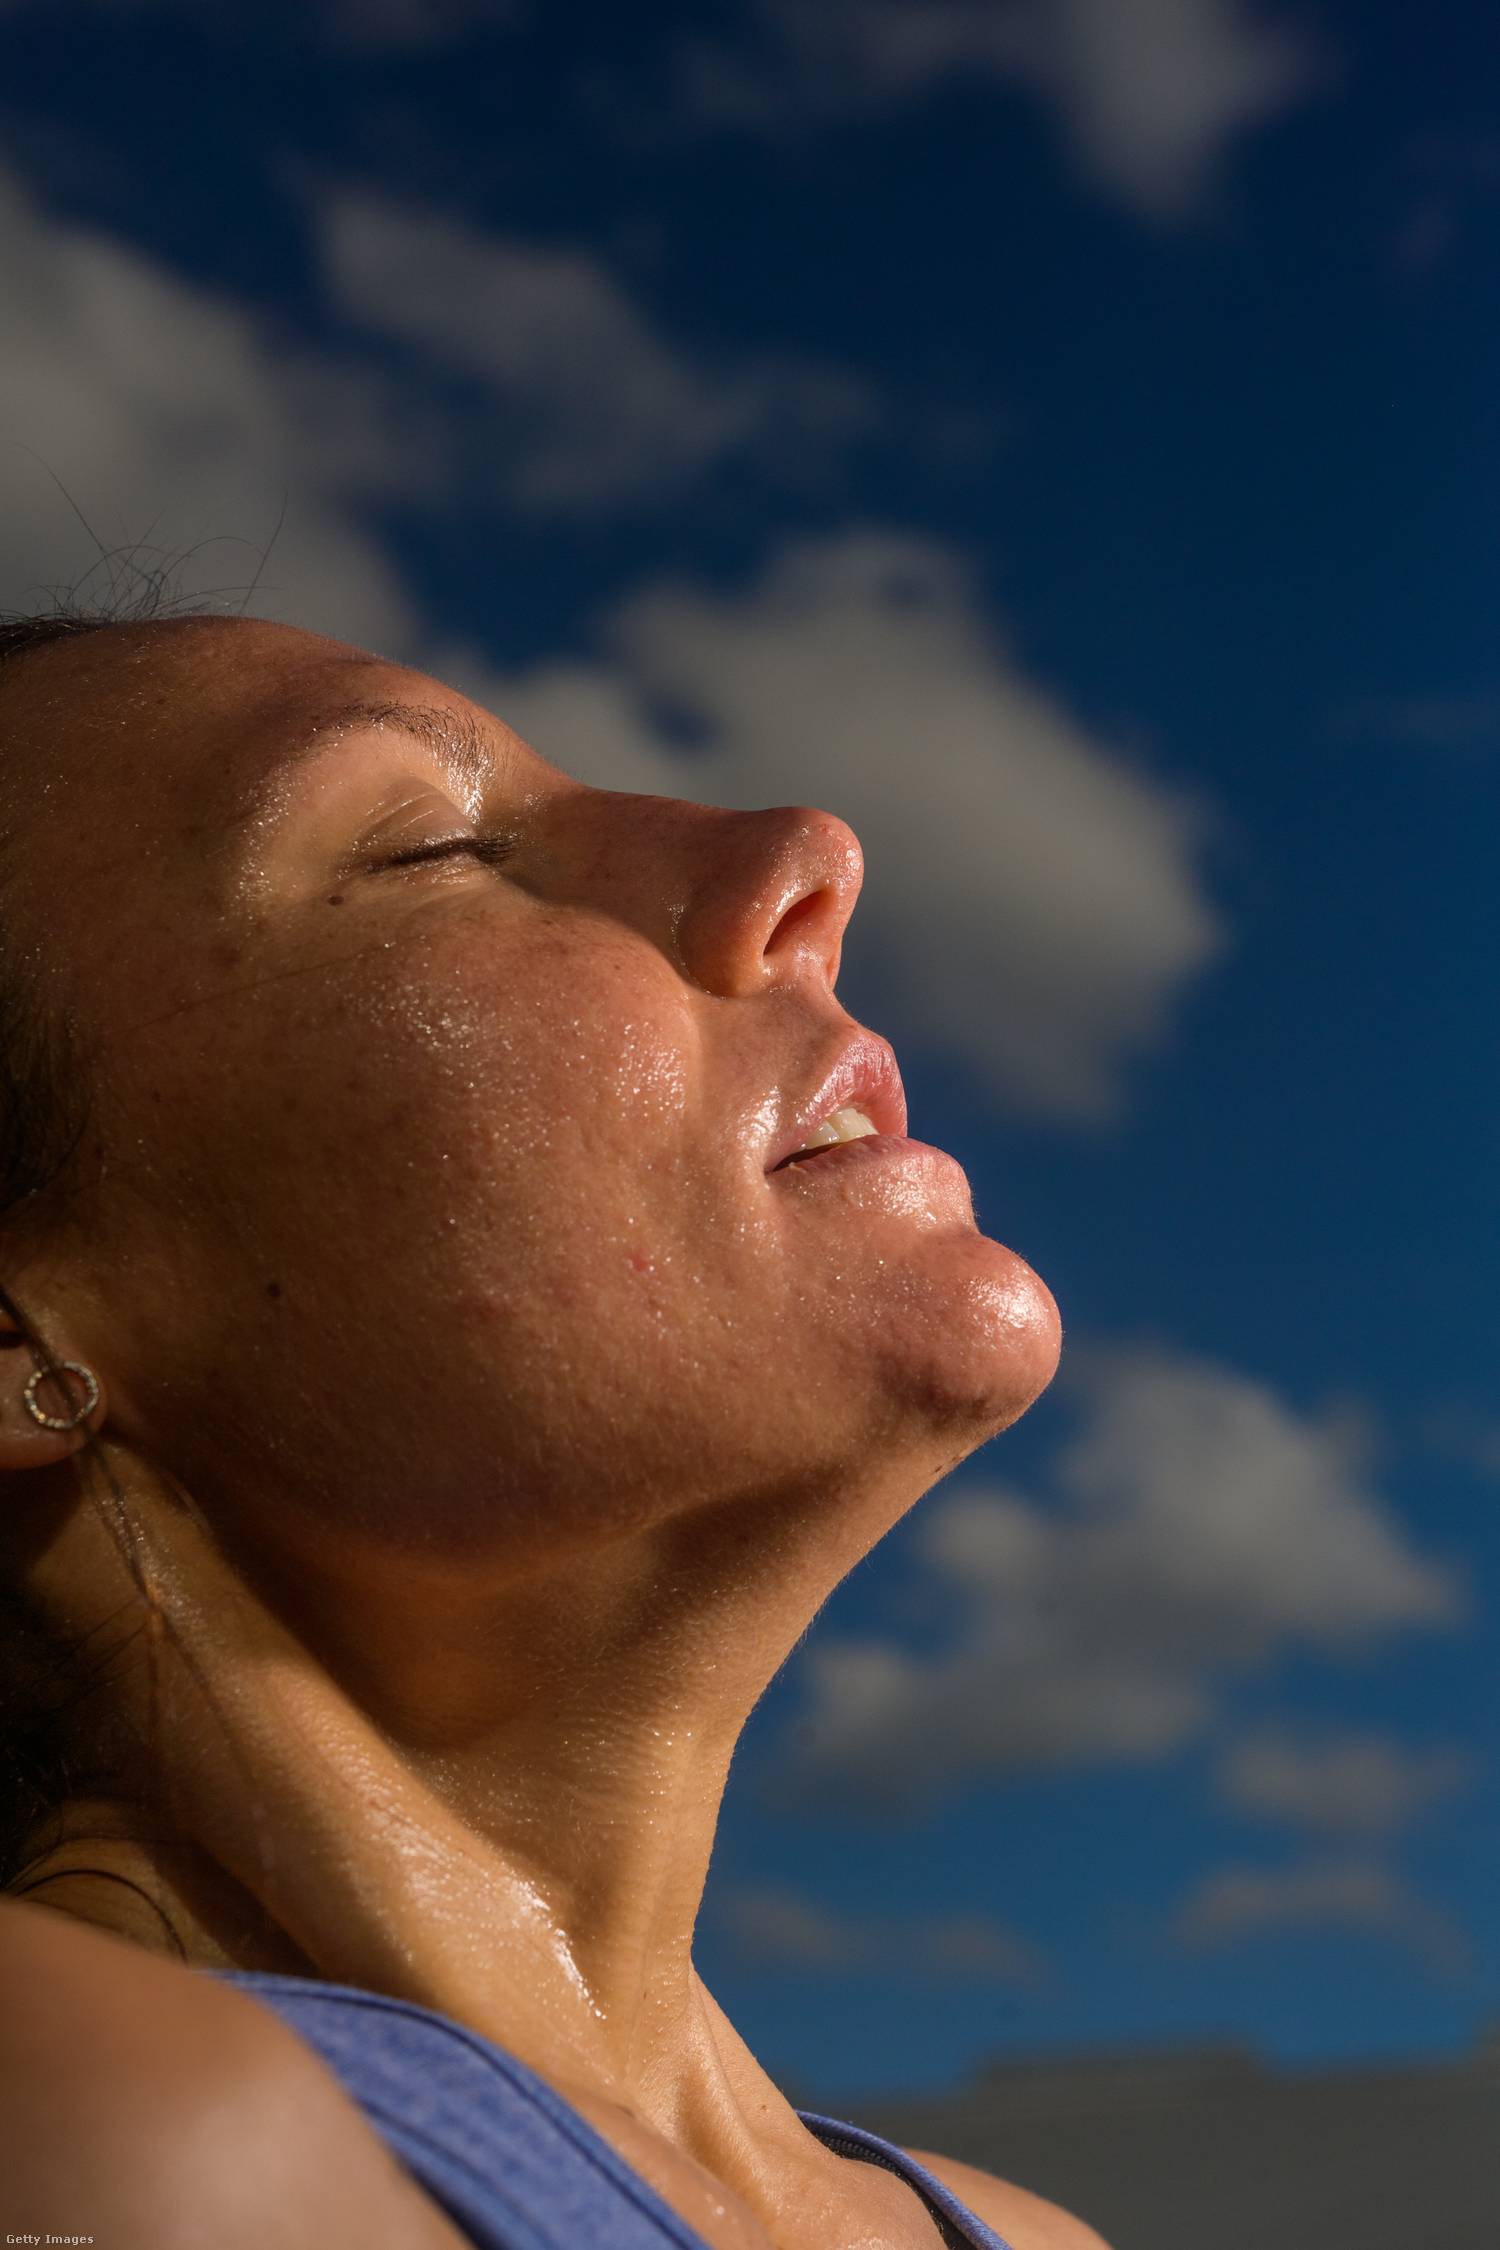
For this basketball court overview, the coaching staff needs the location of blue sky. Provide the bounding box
[1,0,1496,2099]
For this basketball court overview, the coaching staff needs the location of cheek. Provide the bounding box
[408,924,690,1183]
[120,917,706,1494]
[273,916,694,1266]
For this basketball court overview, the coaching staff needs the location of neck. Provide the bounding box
[14,1442,921,2139]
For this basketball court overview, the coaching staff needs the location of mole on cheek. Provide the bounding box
[265,1280,283,1300]
[326,894,344,907]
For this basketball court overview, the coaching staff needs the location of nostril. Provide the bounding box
[769,888,839,979]
[772,891,822,940]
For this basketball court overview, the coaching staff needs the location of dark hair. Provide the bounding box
[0,587,278,1929]
[0,597,178,1896]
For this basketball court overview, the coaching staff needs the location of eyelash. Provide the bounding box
[376,833,517,873]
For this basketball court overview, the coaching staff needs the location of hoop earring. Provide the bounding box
[23,1360,100,1432]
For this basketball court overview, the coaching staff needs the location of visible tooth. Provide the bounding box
[798,1104,878,1152]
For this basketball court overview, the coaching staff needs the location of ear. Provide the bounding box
[0,1314,108,1473]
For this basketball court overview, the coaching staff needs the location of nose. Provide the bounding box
[560,790,866,999]
[676,802,866,997]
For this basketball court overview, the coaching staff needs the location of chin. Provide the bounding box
[872,1239,1063,1441]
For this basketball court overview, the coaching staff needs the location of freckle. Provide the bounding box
[326,893,345,906]
[265,1280,283,1299]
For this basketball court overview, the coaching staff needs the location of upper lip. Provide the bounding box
[765,1028,909,1171]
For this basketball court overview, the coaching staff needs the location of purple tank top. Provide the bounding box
[208,1970,1016,2249]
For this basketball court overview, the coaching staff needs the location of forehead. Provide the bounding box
[5,615,523,855]
[11,613,379,742]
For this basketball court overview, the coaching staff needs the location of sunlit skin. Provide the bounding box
[0,616,1063,2246]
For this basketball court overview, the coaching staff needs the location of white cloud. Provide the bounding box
[0,162,882,645]
[754,1341,1464,1815]
[0,162,429,651]
[715,1881,1044,1983]
[307,184,884,514]
[1042,1344,1457,1650]
[427,526,1230,1124]
[1023,0,1331,221]
[1216,1728,1471,1838]
[673,0,1335,223]
[1173,1859,1470,1977]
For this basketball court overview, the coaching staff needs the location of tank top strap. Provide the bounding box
[207,1970,1015,2249]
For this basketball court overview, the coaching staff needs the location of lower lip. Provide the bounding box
[770,1133,965,1183]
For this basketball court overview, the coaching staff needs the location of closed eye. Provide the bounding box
[375,833,517,873]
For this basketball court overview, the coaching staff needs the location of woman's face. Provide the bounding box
[16,617,1060,1588]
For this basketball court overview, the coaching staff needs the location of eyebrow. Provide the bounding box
[225,694,506,851]
[296,697,501,804]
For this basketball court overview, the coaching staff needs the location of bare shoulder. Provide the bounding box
[904,2145,1113,2250]
[0,1896,467,2248]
